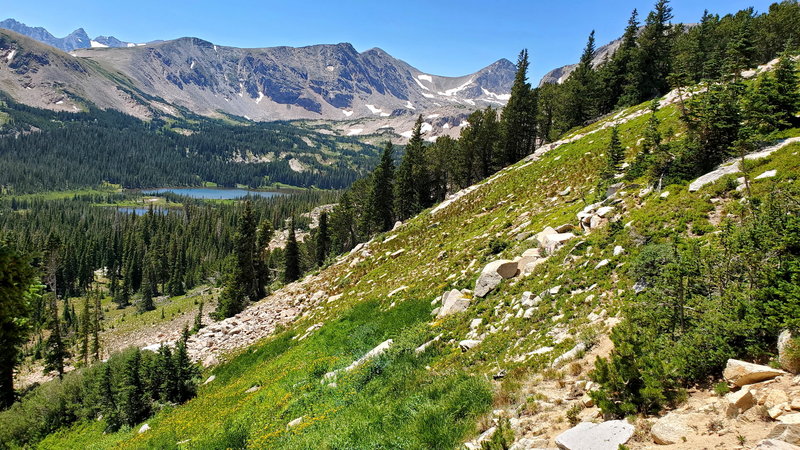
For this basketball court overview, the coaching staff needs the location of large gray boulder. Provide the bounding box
[474,260,518,297]
[753,439,800,450]
[555,420,634,450]
[779,330,800,374]
[723,359,786,387]
[437,289,471,317]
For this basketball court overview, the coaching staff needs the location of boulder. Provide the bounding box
[470,318,483,330]
[535,227,558,246]
[765,389,790,409]
[589,215,607,229]
[520,291,541,307]
[767,424,800,445]
[139,423,150,433]
[595,206,615,218]
[555,223,575,233]
[613,245,625,256]
[437,289,471,317]
[555,420,634,450]
[606,182,624,198]
[723,359,786,387]
[753,439,800,450]
[542,233,576,254]
[552,343,587,368]
[474,260,518,297]
[651,412,696,445]
[781,414,800,425]
[725,387,755,417]
[779,330,800,374]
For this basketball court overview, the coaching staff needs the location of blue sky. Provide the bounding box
[2,0,779,82]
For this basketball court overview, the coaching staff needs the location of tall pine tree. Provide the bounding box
[501,49,538,165]
[370,142,396,232]
[283,217,300,283]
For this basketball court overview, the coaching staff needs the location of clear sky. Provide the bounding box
[2,0,780,82]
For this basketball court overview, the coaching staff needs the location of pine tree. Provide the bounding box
[0,244,37,409]
[99,364,121,431]
[369,142,396,232]
[214,256,246,319]
[565,31,599,127]
[91,289,101,361]
[255,219,273,297]
[44,293,67,379]
[235,201,258,301]
[166,239,185,297]
[120,350,149,426]
[601,127,625,184]
[500,49,538,164]
[192,300,204,333]
[79,295,91,365]
[315,211,331,266]
[138,252,157,313]
[602,9,639,110]
[625,0,674,104]
[173,327,197,403]
[773,47,800,127]
[283,218,301,283]
[395,116,428,220]
[158,344,176,402]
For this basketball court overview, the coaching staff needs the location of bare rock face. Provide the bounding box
[723,359,786,387]
[651,413,698,445]
[555,420,634,450]
[474,260,518,297]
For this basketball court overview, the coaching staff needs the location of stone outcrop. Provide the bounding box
[723,359,786,387]
[555,420,634,450]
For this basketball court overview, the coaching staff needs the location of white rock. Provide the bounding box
[470,318,483,329]
[723,359,786,387]
[752,439,800,450]
[756,169,777,179]
[767,424,800,445]
[552,343,587,368]
[613,246,625,256]
[523,308,535,319]
[287,416,304,428]
[437,289,471,317]
[203,375,216,385]
[139,423,150,433]
[595,206,614,218]
[660,191,670,198]
[555,420,634,450]
[595,259,609,269]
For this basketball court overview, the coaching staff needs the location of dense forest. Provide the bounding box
[0,95,380,193]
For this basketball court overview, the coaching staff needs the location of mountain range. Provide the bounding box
[0,19,517,140]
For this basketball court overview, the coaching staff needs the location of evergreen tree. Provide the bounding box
[99,364,120,432]
[773,47,800,127]
[236,201,259,301]
[603,127,625,180]
[283,218,301,283]
[315,212,331,266]
[214,256,246,319]
[500,49,538,164]
[0,243,36,409]
[138,252,157,313]
[120,350,149,426]
[565,31,599,127]
[166,239,185,297]
[623,0,674,105]
[158,344,176,402]
[44,293,67,379]
[173,327,197,403]
[255,219,273,297]
[192,300,204,334]
[91,289,101,361]
[79,296,91,365]
[395,116,427,220]
[369,142,396,232]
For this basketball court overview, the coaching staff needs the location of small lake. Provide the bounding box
[140,187,288,200]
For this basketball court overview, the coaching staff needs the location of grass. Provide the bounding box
[36,86,800,448]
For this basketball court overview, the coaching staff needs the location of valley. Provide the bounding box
[1,1,800,449]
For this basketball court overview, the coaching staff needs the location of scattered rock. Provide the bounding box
[521,291,541,307]
[723,359,786,387]
[203,375,216,385]
[139,423,150,433]
[555,420,634,450]
[660,191,670,198]
[595,206,614,218]
[555,223,575,233]
[606,182,624,198]
[651,413,696,445]
[559,186,573,196]
[595,259,609,269]
[474,260,518,297]
[245,385,261,393]
[470,318,483,329]
[764,389,790,410]
[437,289,472,317]
[613,245,624,256]
[415,335,441,355]
[781,414,800,425]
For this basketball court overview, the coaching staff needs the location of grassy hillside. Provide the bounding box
[32,79,800,448]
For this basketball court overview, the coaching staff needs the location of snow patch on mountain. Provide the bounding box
[347,128,363,136]
[90,40,108,48]
[417,74,433,82]
[341,109,354,117]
